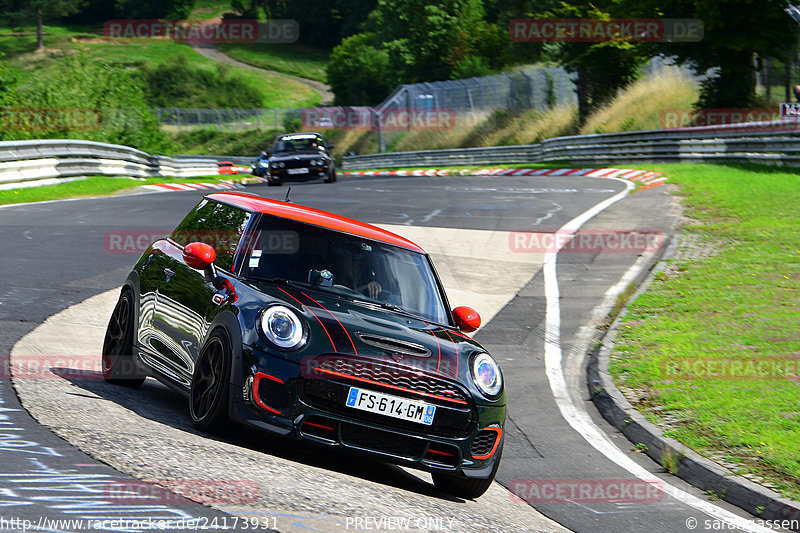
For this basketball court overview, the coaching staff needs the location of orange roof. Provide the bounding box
[206,192,425,253]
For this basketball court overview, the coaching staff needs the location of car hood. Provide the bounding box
[243,281,478,381]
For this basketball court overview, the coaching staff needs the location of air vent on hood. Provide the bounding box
[356,333,431,358]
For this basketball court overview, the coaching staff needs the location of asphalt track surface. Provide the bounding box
[0,175,778,532]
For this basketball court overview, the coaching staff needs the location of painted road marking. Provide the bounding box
[542,177,773,533]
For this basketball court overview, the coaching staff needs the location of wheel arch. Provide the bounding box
[123,270,140,341]
[201,311,245,423]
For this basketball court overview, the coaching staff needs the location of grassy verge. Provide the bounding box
[609,163,800,500]
[0,26,320,108]
[0,176,224,205]
[216,43,329,83]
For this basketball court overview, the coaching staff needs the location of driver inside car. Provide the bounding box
[330,242,383,299]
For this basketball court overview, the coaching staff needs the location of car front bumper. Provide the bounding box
[229,346,505,478]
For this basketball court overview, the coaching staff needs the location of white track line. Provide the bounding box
[542,177,772,532]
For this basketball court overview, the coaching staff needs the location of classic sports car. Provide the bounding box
[266,132,336,186]
[102,192,504,498]
[216,161,239,175]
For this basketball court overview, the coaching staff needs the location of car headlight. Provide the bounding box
[260,305,306,349]
[310,159,320,166]
[259,161,268,168]
[273,162,285,169]
[471,353,502,398]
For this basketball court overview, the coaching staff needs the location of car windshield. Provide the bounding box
[273,135,324,153]
[240,216,449,325]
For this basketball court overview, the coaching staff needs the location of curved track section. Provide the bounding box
[1,175,773,532]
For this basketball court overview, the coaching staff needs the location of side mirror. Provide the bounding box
[327,143,335,150]
[265,149,272,157]
[183,242,216,270]
[452,306,481,333]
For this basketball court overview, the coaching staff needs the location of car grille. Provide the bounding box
[310,356,468,404]
[277,158,314,169]
[470,429,499,458]
[340,422,425,458]
[300,356,475,438]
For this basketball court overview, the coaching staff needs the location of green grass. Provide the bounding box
[609,163,800,499]
[0,25,320,108]
[0,176,223,205]
[216,43,329,83]
[189,0,237,21]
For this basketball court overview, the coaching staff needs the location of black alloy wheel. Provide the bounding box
[189,331,233,433]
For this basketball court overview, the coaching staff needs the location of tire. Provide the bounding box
[267,179,281,187]
[431,449,501,499]
[101,289,145,387]
[189,330,233,434]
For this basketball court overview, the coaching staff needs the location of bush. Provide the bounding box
[6,54,172,154]
[143,56,264,109]
[327,33,394,105]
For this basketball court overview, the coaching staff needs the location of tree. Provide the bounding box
[364,0,494,83]
[326,33,393,105]
[645,0,798,107]
[0,0,86,50]
[114,0,195,19]
[535,1,649,123]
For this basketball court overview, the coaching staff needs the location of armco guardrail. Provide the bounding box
[0,139,222,187]
[342,120,800,169]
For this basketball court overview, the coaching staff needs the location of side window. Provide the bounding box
[171,200,251,272]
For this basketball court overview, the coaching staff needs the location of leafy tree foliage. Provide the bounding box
[0,0,86,49]
[645,0,798,108]
[328,0,510,104]
[229,0,377,48]
[7,54,172,154]
[326,33,393,105]
[114,0,195,19]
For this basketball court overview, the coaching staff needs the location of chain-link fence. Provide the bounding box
[153,66,579,132]
[375,66,577,117]
[154,107,302,131]
[757,54,800,103]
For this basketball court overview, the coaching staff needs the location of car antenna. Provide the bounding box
[284,187,292,203]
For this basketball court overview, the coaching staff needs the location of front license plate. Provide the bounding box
[345,387,436,425]
[287,167,309,175]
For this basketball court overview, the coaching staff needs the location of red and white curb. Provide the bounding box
[142,177,268,192]
[342,168,667,189]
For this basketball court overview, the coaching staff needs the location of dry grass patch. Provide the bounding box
[581,67,698,135]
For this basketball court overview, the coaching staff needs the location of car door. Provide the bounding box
[152,200,251,386]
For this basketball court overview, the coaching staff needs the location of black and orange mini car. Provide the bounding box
[102,192,505,498]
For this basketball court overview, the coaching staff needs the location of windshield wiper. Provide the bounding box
[247,276,305,288]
